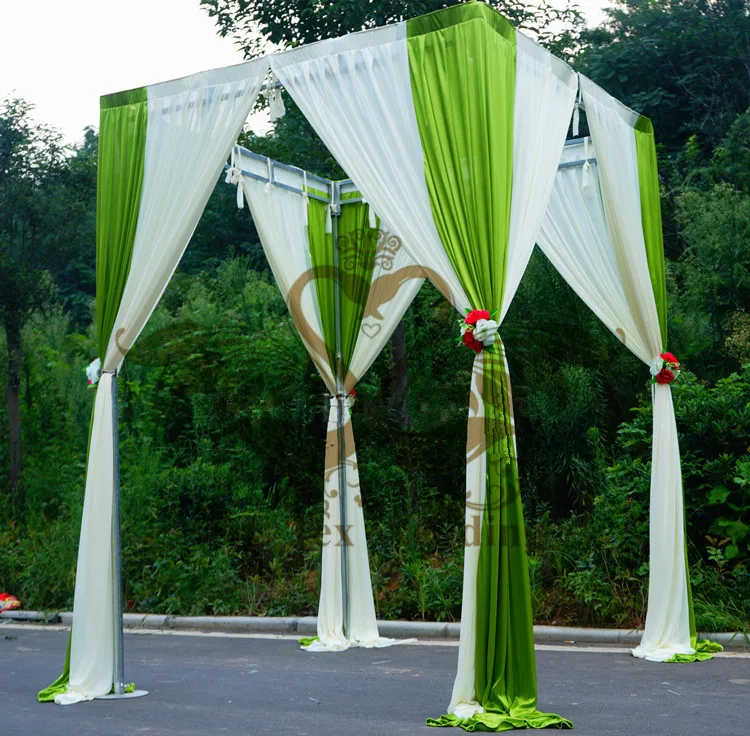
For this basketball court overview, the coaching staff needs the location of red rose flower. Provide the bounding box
[465,309,490,326]
[655,368,676,384]
[462,330,483,354]
[660,352,679,367]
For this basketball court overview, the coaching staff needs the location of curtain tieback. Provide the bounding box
[581,136,592,191]
[86,358,102,386]
[85,362,117,387]
[330,392,355,409]
[224,147,245,209]
[325,204,334,233]
[262,73,286,121]
[459,311,514,463]
[459,309,499,354]
[650,352,681,385]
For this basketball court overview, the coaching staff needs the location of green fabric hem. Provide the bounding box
[38,679,69,703]
[38,629,71,702]
[695,638,724,653]
[426,710,573,732]
[663,652,714,663]
[406,2,514,43]
[664,639,722,663]
[299,636,319,647]
[100,87,148,110]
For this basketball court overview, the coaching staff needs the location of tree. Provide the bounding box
[577,0,750,153]
[0,97,92,504]
[200,0,583,59]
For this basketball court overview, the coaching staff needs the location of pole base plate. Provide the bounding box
[94,690,149,700]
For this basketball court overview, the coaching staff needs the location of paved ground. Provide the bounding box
[2,626,749,735]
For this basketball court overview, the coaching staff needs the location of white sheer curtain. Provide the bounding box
[57,59,268,705]
[240,167,423,649]
[274,24,576,714]
[537,76,693,661]
[272,23,467,310]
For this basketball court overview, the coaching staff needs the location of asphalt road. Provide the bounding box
[2,626,748,736]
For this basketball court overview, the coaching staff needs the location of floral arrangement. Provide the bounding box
[650,352,680,385]
[459,309,499,354]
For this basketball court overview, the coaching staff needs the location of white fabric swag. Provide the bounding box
[273,24,577,716]
[239,161,423,650]
[537,76,693,661]
[57,59,268,705]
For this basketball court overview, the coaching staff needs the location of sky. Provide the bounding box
[0,0,612,146]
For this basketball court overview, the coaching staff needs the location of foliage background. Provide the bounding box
[0,0,748,632]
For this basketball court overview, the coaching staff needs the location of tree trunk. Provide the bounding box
[6,317,23,498]
[389,320,410,431]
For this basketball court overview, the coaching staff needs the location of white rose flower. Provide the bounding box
[86,358,102,386]
[649,356,663,377]
[473,318,499,346]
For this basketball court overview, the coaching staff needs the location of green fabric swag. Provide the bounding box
[38,88,148,701]
[308,192,379,388]
[96,88,148,357]
[633,115,667,349]
[408,4,570,731]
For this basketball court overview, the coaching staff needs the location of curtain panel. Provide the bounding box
[274,4,577,730]
[239,162,423,649]
[537,79,721,662]
[42,59,268,705]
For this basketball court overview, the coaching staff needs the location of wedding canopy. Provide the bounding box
[42,1,718,729]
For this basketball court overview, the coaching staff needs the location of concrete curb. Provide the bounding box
[0,610,59,624]
[2,611,748,649]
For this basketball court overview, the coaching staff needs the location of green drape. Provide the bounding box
[407,3,513,312]
[408,4,570,731]
[633,115,667,349]
[308,192,379,387]
[95,87,148,357]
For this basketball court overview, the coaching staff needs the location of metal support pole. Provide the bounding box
[111,372,125,695]
[331,182,350,640]
[95,371,147,700]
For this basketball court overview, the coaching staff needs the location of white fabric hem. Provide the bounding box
[302,636,417,652]
[451,701,485,719]
[631,644,697,662]
[53,689,97,706]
